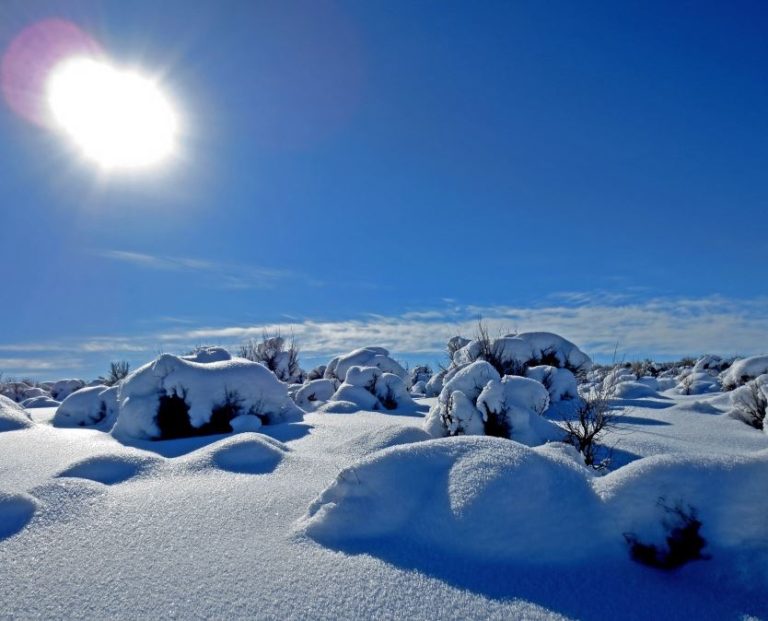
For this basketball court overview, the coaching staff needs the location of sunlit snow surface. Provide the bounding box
[1,390,767,620]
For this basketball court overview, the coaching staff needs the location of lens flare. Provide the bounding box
[46,57,178,169]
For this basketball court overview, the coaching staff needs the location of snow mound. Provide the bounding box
[613,381,662,400]
[301,439,768,570]
[338,424,431,457]
[183,433,288,475]
[50,379,86,401]
[328,366,416,413]
[294,379,337,410]
[53,385,119,428]
[0,491,37,539]
[21,395,60,409]
[57,453,161,485]
[181,346,233,364]
[722,356,768,390]
[694,355,730,374]
[677,371,721,395]
[113,354,304,440]
[324,347,406,382]
[0,395,33,432]
[300,437,603,562]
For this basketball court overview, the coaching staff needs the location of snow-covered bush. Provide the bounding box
[409,380,428,397]
[721,356,768,390]
[675,371,720,395]
[0,380,46,403]
[305,365,327,381]
[239,333,303,383]
[729,375,768,430]
[50,379,85,401]
[53,385,119,428]
[294,379,336,410]
[324,347,406,383]
[21,396,60,408]
[424,368,447,397]
[407,365,432,388]
[693,354,731,374]
[451,329,592,378]
[525,365,578,401]
[328,366,415,412]
[112,354,304,440]
[103,361,131,386]
[0,395,33,432]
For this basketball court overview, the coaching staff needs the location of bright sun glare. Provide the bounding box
[46,57,177,170]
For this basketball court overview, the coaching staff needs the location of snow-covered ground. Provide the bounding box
[1,387,767,619]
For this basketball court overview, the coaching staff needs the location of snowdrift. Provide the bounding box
[113,354,304,440]
[300,437,768,571]
[53,385,119,428]
[0,395,33,432]
[324,347,406,382]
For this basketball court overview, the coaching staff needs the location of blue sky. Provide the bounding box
[1,1,767,378]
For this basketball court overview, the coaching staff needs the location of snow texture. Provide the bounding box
[0,395,32,432]
[53,385,119,429]
[722,355,768,390]
[324,347,406,382]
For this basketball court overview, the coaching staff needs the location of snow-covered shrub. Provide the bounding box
[0,395,32,432]
[424,368,447,397]
[624,501,708,570]
[324,347,406,383]
[182,346,232,364]
[0,380,45,403]
[113,354,304,440]
[729,375,767,430]
[294,379,336,410]
[50,379,85,401]
[103,361,131,386]
[409,380,427,397]
[328,366,415,412]
[239,333,303,383]
[525,365,578,401]
[451,329,592,378]
[305,365,326,381]
[53,385,119,428]
[474,376,555,443]
[693,354,731,374]
[676,371,720,395]
[721,356,768,390]
[21,396,60,408]
[407,365,432,388]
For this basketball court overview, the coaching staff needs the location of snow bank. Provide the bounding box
[301,438,768,571]
[0,395,33,432]
[113,354,303,440]
[324,347,406,382]
[328,366,416,412]
[53,385,119,428]
[722,356,768,390]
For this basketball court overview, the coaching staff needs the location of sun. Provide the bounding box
[46,57,178,170]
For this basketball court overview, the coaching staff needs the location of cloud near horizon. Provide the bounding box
[1,293,767,378]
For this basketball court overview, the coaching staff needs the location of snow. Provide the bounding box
[327,366,416,412]
[722,355,768,389]
[525,365,578,401]
[113,354,303,440]
[293,379,337,410]
[1,362,768,619]
[181,345,233,364]
[53,385,119,428]
[0,395,32,432]
[20,395,61,408]
[50,379,86,401]
[324,347,407,382]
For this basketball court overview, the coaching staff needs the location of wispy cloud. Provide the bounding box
[98,249,298,289]
[2,292,767,377]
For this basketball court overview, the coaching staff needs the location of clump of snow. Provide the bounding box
[721,355,768,390]
[424,368,447,397]
[112,354,303,440]
[409,380,428,397]
[693,354,731,374]
[328,366,416,412]
[294,379,337,410]
[324,347,406,383]
[53,385,119,429]
[182,433,289,475]
[0,395,33,432]
[729,375,768,431]
[407,365,433,389]
[20,395,61,409]
[525,365,578,401]
[181,346,233,364]
[50,379,86,401]
[57,453,161,485]
[613,381,663,400]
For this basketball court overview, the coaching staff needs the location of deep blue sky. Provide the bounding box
[1,1,767,378]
